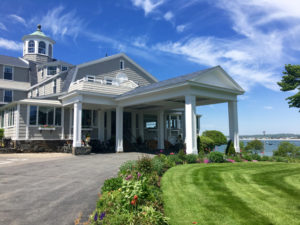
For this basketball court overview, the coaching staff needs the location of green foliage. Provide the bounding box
[239,141,245,151]
[272,156,288,163]
[137,155,153,174]
[277,64,300,110]
[177,149,186,161]
[167,154,183,165]
[225,140,236,156]
[273,142,300,158]
[242,153,253,161]
[197,136,201,152]
[101,177,123,193]
[152,156,165,176]
[199,136,215,153]
[0,128,4,139]
[202,130,227,146]
[233,155,242,162]
[119,160,137,175]
[261,155,270,161]
[251,154,262,161]
[208,151,224,163]
[185,154,198,164]
[245,140,264,153]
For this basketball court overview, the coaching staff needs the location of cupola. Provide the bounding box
[22,24,55,63]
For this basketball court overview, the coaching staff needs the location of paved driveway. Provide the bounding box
[0,153,147,225]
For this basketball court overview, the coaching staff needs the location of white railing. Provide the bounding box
[71,76,138,88]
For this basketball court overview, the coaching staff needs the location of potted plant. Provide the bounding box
[85,133,91,144]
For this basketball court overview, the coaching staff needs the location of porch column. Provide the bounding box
[115,106,123,152]
[61,107,65,139]
[182,111,185,141]
[177,115,181,129]
[73,102,82,148]
[15,104,20,140]
[138,112,144,141]
[158,110,164,149]
[131,112,136,143]
[185,95,197,154]
[26,105,30,140]
[228,100,240,152]
[106,110,111,140]
[98,110,105,142]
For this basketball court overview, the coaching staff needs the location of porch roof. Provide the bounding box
[0,99,62,110]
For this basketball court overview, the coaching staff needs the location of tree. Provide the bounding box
[225,140,235,156]
[273,142,300,158]
[202,130,227,146]
[245,140,264,154]
[277,64,300,111]
[198,136,215,153]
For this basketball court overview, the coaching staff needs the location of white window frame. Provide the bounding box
[120,60,125,70]
[5,107,15,128]
[3,89,13,103]
[3,65,14,81]
[29,105,62,127]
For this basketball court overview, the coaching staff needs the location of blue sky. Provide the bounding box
[0,0,299,135]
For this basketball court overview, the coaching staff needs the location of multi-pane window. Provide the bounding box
[53,79,57,93]
[38,41,46,54]
[28,40,35,53]
[4,66,13,80]
[87,75,95,82]
[62,66,68,71]
[38,107,54,125]
[120,60,124,70]
[7,107,15,127]
[4,90,13,102]
[55,108,61,126]
[47,66,57,75]
[30,106,37,125]
[82,110,92,128]
[144,114,157,129]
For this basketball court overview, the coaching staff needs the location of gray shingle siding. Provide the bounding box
[19,104,27,139]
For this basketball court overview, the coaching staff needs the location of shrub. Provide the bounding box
[273,142,300,158]
[137,155,153,174]
[242,154,252,161]
[245,140,264,154]
[199,136,215,153]
[119,160,137,175]
[225,140,235,156]
[202,130,227,146]
[208,151,224,163]
[233,155,242,162]
[152,156,165,176]
[0,128,4,139]
[261,155,270,161]
[101,177,123,193]
[167,154,183,165]
[185,154,198,164]
[197,136,201,152]
[273,156,288,163]
[251,154,262,161]
[177,149,186,161]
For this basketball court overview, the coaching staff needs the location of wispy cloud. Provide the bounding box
[0,37,22,51]
[176,24,186,33]
[264,106,273,110]
[131,0,165,15]
[164,11,174,21]
[39,6,85,39]
[0,22,7,31]
[8,14,27,27]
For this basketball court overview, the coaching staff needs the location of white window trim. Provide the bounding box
[3,65,14,81]
[28,105,62,127]
[3,89,13,103]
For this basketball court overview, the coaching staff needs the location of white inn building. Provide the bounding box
[0,25,244,154]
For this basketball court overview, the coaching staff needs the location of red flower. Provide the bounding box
[134,195,138,200]
[131,200,136,205]
[192,222,197,224]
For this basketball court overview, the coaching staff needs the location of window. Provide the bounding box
[47,66,57,75]
[55,108,61,126]
[86,75,95,82]
[120,60,124,70]
[48,44,52,57]
[0,111,4,128]
[38,107,54,125]
[53,79,57,93]
[4,66,13,80]
[93,110,97,126]
[7,107,15,127]
[4,90,13,102]
[82,110,92,128]
[62,66,68,71]
[28,40,35,53]
[38,41,46,54]
[144,114,157,129]
[36,88,39,97]
[106,79,112,85]
[30,106,37,125]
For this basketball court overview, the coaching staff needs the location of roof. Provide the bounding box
[62,67,77,92]
[22,25,55,44]
[118,67,217,98]
[37,60,73,68]
[0,55,29,68]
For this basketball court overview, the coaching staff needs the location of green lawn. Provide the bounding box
[161,162,300,225]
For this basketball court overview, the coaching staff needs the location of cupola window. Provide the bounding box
[28,40,35,53]
[38,41,46,54]
[48,44,52,58]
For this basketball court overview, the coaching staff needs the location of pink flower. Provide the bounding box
[160,149,164,153]
[252,160,258,162]
[204,159,209,164]
[242,159,248,162]
[227,159,235,163]
[170,152,174,155]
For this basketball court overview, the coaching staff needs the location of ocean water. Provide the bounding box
[215,140,300,156]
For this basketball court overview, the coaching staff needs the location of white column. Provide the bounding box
[177,115,181,129]
[15,104,20,140]
[158,110,165,149]
[228,100,240,152]
[138,112,144,141]
[98,110,105,142]
[115,106,123,152]
[106,110,111,140]
[69,108,72,139]
[185,95,197,154]
[61,107,65,139]
[182,112,185,141]
[25,105,30,140]
[34,40,38,54]
[131,112,136,143]
[73,102,82,147]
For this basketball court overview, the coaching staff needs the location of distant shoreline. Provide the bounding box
[240,138,300,141]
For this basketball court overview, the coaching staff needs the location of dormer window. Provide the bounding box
[28,40,35,53]
[120,60,124,70]
[47,66,57,75]
[4,66,13,80]
[38,41,46,54]
[86,75,95,82]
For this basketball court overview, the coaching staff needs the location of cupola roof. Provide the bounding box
[22,24,55,44]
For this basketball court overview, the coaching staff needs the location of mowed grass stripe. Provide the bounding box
[161,163,300,225]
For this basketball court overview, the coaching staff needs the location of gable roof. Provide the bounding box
[117,66,245,99]
[0,55,29,68]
